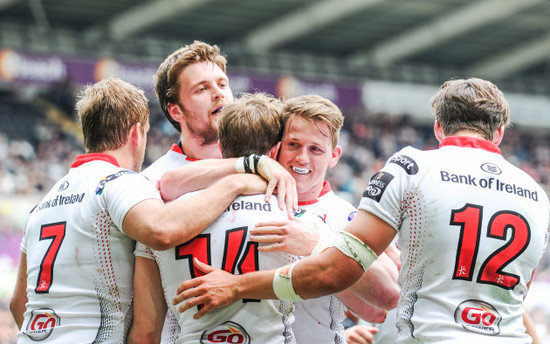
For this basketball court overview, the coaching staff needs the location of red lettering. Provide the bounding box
[207,330,230,342]
[31,314,56,330]
[461,306,496,326]
[206,329,245,343]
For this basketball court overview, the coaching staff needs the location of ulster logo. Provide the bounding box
[480,162,502,175]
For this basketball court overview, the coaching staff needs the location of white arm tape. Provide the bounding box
[335,231,377,271]
[256,155,268,177]
[235,157,246,173]
[311,234,336,255]
[272,261,304,301]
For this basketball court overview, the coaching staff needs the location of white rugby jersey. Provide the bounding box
[18,153,160,343]
[142,143,198,185]
[136,192,298,344]
[359,136,550,343]
[140,143,197,342]
[293,181,357,344]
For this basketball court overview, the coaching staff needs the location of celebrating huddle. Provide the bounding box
[10,41,548,344]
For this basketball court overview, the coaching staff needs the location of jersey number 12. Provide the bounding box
[450,203,530,290]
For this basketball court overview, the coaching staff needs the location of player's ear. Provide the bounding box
[167,102,184,122]
[492,126,504,146]
[434,120,445,142]
[329,146,342,168]
[129,122,142,147]
[269,142,281,159]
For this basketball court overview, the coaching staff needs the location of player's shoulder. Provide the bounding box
[141,150,190,180]
[383,145,427,176]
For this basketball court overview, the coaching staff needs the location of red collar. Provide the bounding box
[298,181,332,206]
[71,153,120,168]
[439,136,501,155]
[170,144,200,162]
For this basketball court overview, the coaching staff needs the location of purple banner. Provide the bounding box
[0,49,362,109]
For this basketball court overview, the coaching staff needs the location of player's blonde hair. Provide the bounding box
[283,95,344,148]
[154,40,228,132]
[76,77,149,153]
[430,77,510,141]
[218,92,284,158]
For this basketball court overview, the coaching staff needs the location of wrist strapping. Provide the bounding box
[335,231,377,271]
[273,261,304,301]
[235,154,267,175]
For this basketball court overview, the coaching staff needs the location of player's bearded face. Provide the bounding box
[180,103,219,146]
[176,61,233,146]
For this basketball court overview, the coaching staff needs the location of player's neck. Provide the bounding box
[102,147,137,172]
[179,136,222,160]
[297,183,324,203]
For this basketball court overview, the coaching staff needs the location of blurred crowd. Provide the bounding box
[1,86,550,342]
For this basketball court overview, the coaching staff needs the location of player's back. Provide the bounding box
[149,192,297,344]
[18,158,154,343]
[360,142,550,343]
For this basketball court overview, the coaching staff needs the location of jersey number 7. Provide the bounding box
[451,203,530,290]
[36,222,67,293]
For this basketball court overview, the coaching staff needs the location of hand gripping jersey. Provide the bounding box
[293,181,357,344]
[140,143,197,343]
[135,192,298,344]
[18,154,160,343]
[359,137,550,343]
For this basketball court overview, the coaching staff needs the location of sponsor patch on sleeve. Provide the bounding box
[95,170,135,195]
[363,171,394,202]
[389,154,418,175]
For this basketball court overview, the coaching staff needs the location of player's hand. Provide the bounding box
[251,218,320,256]
[344,310,378,344]
[172,258,240,319]
[345,325,378,344]
[257,156,297,214]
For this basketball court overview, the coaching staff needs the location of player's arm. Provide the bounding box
[173,209,396,318]
[10,252,28,329]
[337,289,389,323]
[127,256,166,344]
[159,158,237,201]
[124,173,267,250]
[345,250,399,311]
[159,155,297,213]
[523,310,540,344]
[522,272,541,344]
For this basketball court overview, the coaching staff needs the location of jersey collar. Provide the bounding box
[71,153,120,168]
[439,136,501,155]
[171,142,200,162]
[298,181,332,206]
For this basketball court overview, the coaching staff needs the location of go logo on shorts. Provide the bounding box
[454,299,501,335]
[25,308,60,341]
[201,321,250,344]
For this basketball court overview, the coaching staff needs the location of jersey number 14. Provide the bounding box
[175,226,259,278]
